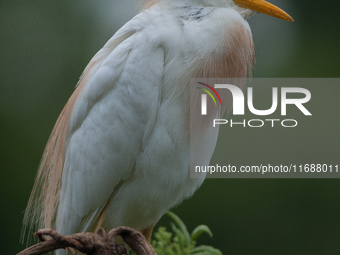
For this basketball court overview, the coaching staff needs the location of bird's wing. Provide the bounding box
[54,13,165,235]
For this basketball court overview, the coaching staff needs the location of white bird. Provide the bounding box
[23,0,292,253]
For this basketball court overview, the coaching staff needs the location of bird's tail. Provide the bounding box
[21,102,72,244]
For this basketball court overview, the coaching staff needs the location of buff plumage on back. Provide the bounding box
[22,58,94,243]
[141,0,160,10]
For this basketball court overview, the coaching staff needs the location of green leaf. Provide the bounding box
[192,245,222,255]
[170,222,188,250]
[191,225,213,242]
[166,211,191,244]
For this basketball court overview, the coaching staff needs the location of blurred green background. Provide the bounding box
[1,0,339,254]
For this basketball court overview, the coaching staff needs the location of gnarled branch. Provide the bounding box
[17,227,156,255]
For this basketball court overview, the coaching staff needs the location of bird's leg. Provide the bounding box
[94,181,124,233]
[140,223,155,243]
[94,200,111,233]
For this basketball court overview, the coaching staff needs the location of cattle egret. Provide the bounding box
[23,0,293,253]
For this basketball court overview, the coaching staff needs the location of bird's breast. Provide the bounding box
[155,5,255,178]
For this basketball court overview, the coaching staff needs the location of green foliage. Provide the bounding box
[151,212,222,255]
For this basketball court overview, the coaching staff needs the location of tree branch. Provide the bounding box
[17,227,156,255]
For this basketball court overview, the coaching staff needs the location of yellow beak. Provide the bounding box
[234,0,294,22]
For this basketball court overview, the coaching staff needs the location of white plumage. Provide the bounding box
[23,0,292,253]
